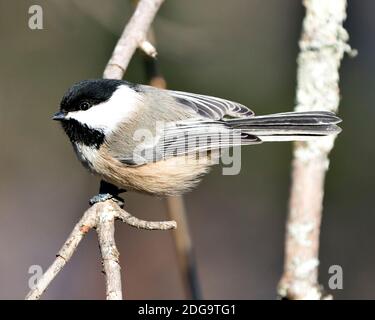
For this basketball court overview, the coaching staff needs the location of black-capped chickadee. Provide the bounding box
[53,79,341,196]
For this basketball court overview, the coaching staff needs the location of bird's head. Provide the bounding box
[53,79,141,147]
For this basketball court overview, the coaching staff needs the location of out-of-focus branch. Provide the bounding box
[141,28,202,299]
[165,196,202,299]
[26,0,172,300]
[278,0,354,300]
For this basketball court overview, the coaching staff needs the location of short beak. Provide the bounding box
[52,111,66,121]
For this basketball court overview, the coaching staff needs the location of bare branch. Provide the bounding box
[278,0,353,300]
[117,208,177,230]
[103,0,164,79]
[26,198,175,300]
[96,203,122,300]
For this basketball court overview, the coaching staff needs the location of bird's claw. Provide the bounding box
[89,193,124,207]
[89,193,112,205]
[89,180,125,206]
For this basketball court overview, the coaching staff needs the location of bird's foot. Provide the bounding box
[89,180,125,207]
[89,193,115,205]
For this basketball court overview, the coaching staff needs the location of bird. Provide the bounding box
[53,79,341,198]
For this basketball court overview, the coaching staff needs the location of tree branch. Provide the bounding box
[26,200,175,300]
[103,0,164,79]
[96,203,122,300]
[26,0,172,300]
[278,0,354,300]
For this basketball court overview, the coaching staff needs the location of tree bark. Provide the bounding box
[278,0,354,300]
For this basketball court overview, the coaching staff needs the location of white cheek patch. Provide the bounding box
[67,85,142,134]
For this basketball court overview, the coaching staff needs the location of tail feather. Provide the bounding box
[226,111,342,142]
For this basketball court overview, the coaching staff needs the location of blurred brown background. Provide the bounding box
[0,0,374,299]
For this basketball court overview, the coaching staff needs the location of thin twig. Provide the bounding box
[278,0,353,300]
[117,206,177,230]
[26,0,171,300]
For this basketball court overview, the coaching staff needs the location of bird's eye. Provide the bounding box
[79,101,91,110]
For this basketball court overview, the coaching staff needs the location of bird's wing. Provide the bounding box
[117,119,260,166]
[115,88,257,165]
[168,90,254,120]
